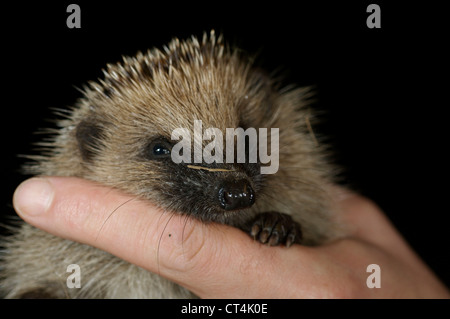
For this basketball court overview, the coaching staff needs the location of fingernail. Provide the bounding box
[13,178,54,217]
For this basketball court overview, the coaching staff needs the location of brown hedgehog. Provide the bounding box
[1,31,341,298]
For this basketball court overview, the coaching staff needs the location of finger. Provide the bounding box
[12,176,309,298]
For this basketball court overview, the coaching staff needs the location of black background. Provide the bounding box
[1,1,449,292]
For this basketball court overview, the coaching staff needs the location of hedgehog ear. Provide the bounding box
[75,119,104,161]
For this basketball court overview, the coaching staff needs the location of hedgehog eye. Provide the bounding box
[153,143,171,156]
[145,138,172,159]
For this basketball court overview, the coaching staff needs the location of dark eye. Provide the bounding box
[145,138,172,160]
[153,143,170,156]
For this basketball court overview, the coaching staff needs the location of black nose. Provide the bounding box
[218,179,255,210]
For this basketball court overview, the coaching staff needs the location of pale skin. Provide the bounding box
[12,177,450,298]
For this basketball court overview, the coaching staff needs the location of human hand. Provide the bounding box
[12,177,450,298]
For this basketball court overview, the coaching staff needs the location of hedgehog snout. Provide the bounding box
[217,179,255,211]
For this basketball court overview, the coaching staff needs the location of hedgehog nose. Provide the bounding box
[218,180,255,210]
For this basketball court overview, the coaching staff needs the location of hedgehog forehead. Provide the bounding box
[125,96,241,136]
[84,92,241,142]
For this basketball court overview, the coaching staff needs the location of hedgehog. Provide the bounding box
[0,31,341,298]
